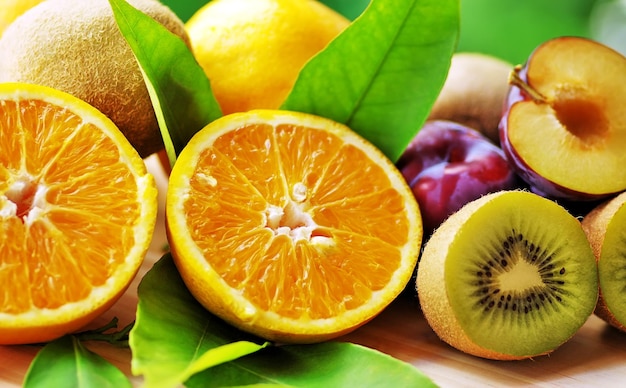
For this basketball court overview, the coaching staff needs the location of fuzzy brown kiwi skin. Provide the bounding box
[0,0,190,158]
[416,191,547,361]
[582,191,626,332]
[428,53,513,145]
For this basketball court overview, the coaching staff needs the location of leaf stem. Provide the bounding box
[74,317,135,347]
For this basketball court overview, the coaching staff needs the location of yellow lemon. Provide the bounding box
[186,0,350,115]
[0,0,45,37]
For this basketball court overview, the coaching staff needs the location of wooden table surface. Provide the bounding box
[2,155,626,387]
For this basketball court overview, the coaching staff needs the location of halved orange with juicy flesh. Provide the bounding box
[0,83,157,344]
[166,110,422,343]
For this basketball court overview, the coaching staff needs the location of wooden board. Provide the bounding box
[2,155,626,387]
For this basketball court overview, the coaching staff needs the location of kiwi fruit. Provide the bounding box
[582,191,626,332]
[417,190,598,360]
[428,52,513,145]
[0,0,189,158]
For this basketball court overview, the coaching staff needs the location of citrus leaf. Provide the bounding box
[131,255,435,387]
[109,0,222,166]
[186,342,437,388]
[130,254,269,388]
[180,341,270,380]
[318,0,370,20]
[23,335,131,388]
[158,0,208,22]
[281,0,460,162]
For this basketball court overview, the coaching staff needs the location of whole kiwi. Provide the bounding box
[428,52,513,145]
[417,190,598,360]
[0,0,189,158]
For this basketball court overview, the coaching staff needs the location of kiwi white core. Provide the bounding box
[497,259,543,292]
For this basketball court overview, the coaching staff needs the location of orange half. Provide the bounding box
[0,83,158,344]
[166,110,422,343]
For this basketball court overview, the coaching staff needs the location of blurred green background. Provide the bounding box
[160,0,625,65]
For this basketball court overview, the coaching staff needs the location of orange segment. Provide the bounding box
[166,110,422,343]
[0,83,158,345]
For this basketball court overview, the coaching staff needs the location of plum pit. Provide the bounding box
[552,94,609,143]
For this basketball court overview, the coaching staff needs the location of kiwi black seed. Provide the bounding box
[417,190,598,361]
[473,229,567,315]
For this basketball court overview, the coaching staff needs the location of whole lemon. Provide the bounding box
[0,0,189,158]
[0,0,46,37]
[186,0,350,115]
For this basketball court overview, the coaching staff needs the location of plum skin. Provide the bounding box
[397,120,519,234]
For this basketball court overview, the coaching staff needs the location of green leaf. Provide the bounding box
[158,0,208,22]
[186,342,437,387]
[318,0,370,20]
[132,254,436,388]
[73,317,134,347]
[109,0,222,166]
[281,0,460,162]
[130,254,269,388]
[23,335,131,388]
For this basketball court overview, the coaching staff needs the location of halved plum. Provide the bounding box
[500,36,626,201]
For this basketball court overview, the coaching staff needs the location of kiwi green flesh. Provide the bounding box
[446,192,598,357]
[597,203,626,326]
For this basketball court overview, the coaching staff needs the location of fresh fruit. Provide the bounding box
[417,190,598,360]
[582,191,626,332]
[0,83,158,345]
[499,36,626,201]
[396,120,518,235]
[0,0,45,37]
[185,0,350,115]
[0,0,189,158]
[428,53,513,144]
[166,109,422,343]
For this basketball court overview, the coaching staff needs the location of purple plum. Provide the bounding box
[397,120,519,234]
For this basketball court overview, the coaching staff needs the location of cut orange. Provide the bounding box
[166,110,422,343]
[0,83,158,345]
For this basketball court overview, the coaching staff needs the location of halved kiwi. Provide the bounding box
[582,191,626,331]
[417,190,598,360]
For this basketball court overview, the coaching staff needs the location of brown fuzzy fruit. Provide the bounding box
[582,191,626,332]
[428,52,513,144]
[0,0,189,158]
